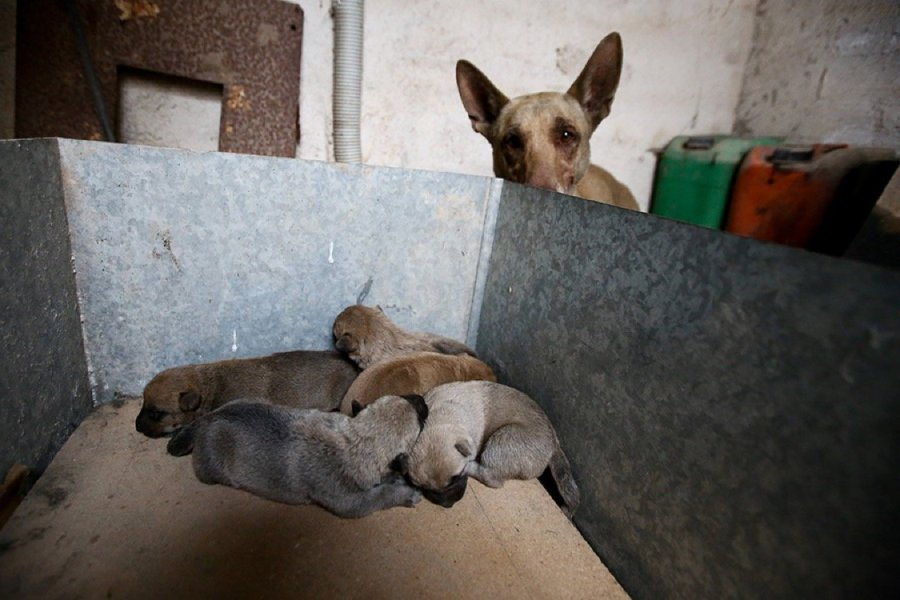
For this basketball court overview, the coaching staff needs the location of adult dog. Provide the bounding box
[456,32,637,209]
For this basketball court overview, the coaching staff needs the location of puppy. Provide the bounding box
[339,351,496,415]
[401,380,580,517]
[166,394,428,518]
[456,32,638,210]
[136,350,359,438]
[333,305,476,369]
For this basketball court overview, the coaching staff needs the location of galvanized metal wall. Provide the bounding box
[476,183,900,599]
[54,140,501,405]
[0,140,93,479]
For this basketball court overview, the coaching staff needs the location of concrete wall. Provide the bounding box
[0,139,93,480]
[735,0,900,147]
[476,184,900,599]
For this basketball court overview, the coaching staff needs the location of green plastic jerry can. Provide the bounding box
[650,135,783,229]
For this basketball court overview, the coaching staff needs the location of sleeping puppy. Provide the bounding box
[399,380,580,517]
[339,351,496,415]
[333,305,476,369]
[166,394,428,519]
[136,350,359,438]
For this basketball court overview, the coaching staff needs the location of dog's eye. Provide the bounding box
[142,408,167,421]
[503,133,523,151]
[559,129,578,144]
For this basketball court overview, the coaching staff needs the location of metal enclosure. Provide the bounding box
[1,139,898,599]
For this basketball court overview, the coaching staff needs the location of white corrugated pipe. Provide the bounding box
[332,0,364,163]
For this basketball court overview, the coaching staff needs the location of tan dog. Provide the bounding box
[456,32,638,210]
[339,351,496,415]
[136,350,359,438]
[333,305,476,369]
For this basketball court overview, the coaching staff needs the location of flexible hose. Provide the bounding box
[332,0,364,162]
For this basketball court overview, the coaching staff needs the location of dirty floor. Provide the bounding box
[0,399,627,599]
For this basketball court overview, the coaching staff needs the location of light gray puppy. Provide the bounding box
[166,394,429,518]
[401,380,580,517]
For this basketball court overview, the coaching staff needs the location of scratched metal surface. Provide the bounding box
[53,139,499,404]
[0,139,93,478]
[476,182,900,599]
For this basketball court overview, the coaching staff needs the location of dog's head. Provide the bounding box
[403,433,475,508]
[456,32,623,195]
[332,304,389,368]
[135,367,208,437]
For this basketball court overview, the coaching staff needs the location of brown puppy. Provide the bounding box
[339,351,496,415]
[333,305,475,369]
[136,350,359,438]
[456,32,638,210]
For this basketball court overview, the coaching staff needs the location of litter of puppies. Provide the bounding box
[143,304,579,519]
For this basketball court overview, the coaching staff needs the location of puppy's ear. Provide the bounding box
[389,453,410,476]
[566,32,623,130]
[456,60,509,139]
[375,305,385,314]
[351,400,364,417]
[401,394,429,427]
[178,390,201,412]
[455,438,476,459]
[431,339,476,357]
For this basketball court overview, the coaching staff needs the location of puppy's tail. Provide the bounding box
[548,445,580,518]
[166,423,197,457]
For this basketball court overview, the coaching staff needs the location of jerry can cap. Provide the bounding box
[768,147,816,163]
[682,136,716,150]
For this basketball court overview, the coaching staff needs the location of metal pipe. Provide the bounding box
[332,0,364,162]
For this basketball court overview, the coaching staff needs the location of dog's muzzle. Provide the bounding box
[421,474,468,508]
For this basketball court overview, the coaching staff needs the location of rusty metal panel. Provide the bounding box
[16,0,303,157]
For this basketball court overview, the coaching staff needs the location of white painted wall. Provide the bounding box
[0,0,760,211]
[19,1,898,210]
[353,0,760,210]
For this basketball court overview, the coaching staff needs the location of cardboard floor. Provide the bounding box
[0,399,628,599]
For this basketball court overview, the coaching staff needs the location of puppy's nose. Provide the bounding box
[422,474,468,508]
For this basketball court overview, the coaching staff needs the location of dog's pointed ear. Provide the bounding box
[455,437,476,459]
[178,390,201,412]
[566,32,623,131]
[456,60,509,138]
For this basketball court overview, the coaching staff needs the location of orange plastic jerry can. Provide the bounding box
[724,144,847,247]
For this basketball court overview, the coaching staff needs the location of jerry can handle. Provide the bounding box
[682,136,716,150]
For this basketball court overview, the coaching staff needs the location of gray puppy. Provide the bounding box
[166,394,428,519]
[333,305,475,369]
[401,380,580,517]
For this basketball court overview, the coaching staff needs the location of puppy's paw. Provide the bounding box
[403,488,423,507]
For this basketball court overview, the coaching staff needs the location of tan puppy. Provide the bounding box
[136,350,359,438]
[456,32,638,210]
[339,351,496,415]
[333,305,476,369]
[399,380,580,517]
